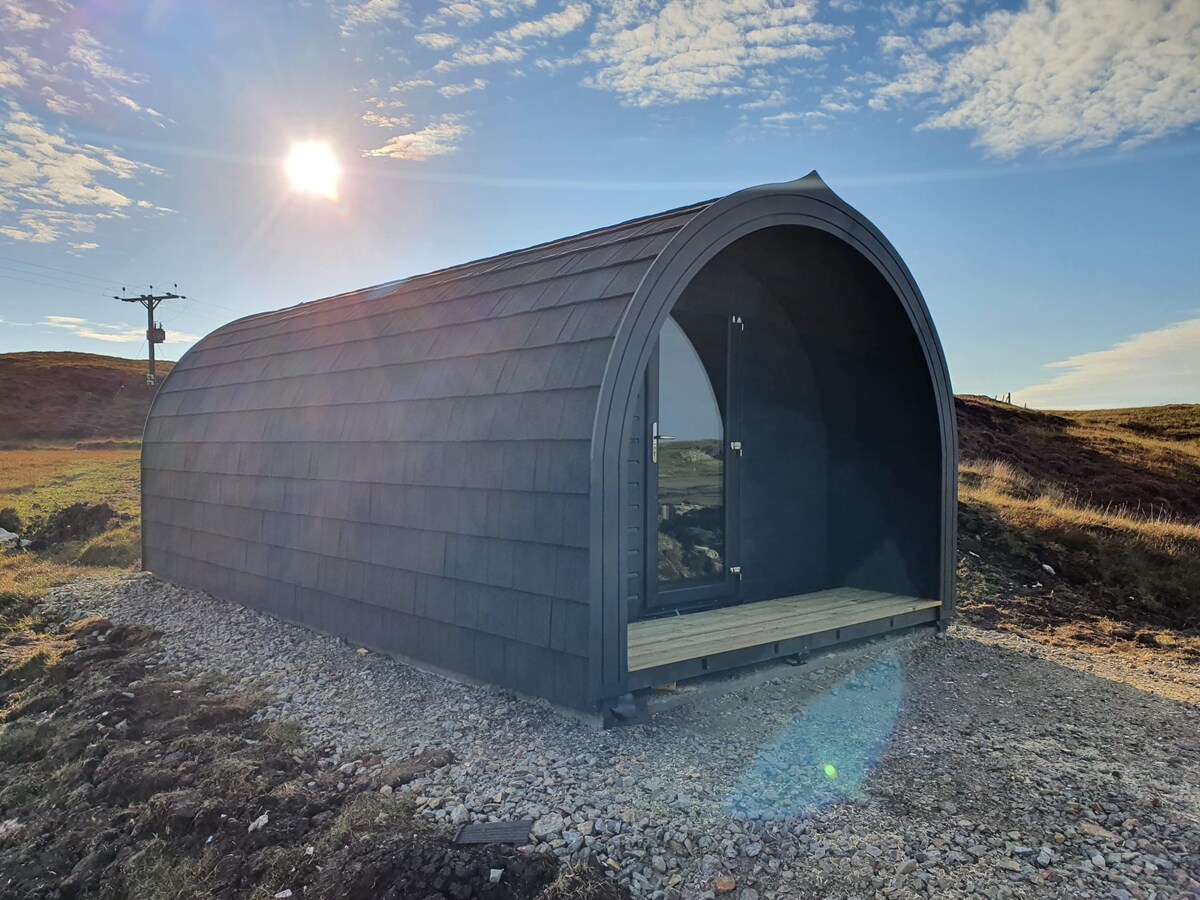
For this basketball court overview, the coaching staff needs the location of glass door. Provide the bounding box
[646,312,740,613]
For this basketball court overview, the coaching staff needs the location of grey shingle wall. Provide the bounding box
[143,204,707,710]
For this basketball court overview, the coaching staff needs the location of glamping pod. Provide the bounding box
[142,173,957,715]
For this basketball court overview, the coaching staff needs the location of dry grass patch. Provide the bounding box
[961,458,1200,546]
[959,456,1200,632]
[118,838,212,900]
[537,860,628,900]
[326,791,415,846]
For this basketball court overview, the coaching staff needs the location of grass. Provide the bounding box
[119,839,212,900]
[326,792,414,846]
[1064,404,1200,443]
[76,523,141,567]
[0,720,59,765]
[0,556,83,627]
[0,448,140,683]
[0,448,141,521]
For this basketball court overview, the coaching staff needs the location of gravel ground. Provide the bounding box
[48,574,1200,900]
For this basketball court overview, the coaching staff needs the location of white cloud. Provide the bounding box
[0,58,24,89]
[427,0,536,26]
[416,32,459,49]
[439,77,487,96]
[919,19,979,50]
[741,90,787,110]
[67,30,138,84]
[0,210,99,243]
[0,104,161,243]
[362,110,412,128]
[504,1,590,41]
[584,0,851,106]
[873,0,1200,156]
[389,78,436,92]
[0,6,161,130]
[440,2,591,70]
[362,115,470,160]
[762,110,829,125]
[41,315,200,344]
[339,0,409,34]
[438,44,524,69]
[1013,318,1200,409]
[885,2,923,27]
[0,0,59,31]
[68,240,98,250]
[820,85,862,113]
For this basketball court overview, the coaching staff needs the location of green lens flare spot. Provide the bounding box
[823,763,838,779]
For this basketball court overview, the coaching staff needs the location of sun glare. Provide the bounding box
[285,140,341,200]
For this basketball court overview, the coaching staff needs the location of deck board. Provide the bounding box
[627,588,940,672]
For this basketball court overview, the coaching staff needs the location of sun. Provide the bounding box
[284,140,341,200]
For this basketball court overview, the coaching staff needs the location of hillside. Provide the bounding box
[957,397,1200,519]
[0,352,174,443]
[955,396,1200,654]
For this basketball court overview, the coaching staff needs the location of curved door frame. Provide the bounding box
[590,174,958,702]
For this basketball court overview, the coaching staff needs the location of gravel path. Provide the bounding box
[49,574,1200,899]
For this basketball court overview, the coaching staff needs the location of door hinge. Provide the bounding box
[730,440,742,456]
[730,565,743,581]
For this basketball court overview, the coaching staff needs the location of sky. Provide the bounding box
[0,0,1198,410]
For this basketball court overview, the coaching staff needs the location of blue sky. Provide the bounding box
[1,0,1197,409]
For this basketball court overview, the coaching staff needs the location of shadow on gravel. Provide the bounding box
[863,635,1200,894]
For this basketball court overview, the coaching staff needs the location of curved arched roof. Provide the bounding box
[146,196,711,434]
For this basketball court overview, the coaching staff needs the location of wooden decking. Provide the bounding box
[627,588,940,672]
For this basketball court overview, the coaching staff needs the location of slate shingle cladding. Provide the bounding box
[142,202,710,709]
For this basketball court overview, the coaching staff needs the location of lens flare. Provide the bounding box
[284,140,341,200]
[726,657,904,820]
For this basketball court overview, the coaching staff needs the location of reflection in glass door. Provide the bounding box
[650,313,737,610]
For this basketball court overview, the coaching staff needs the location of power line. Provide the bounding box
[0,253,127,288]
[0,270,111,297]
[0,268,242,328]
[0,251,249,324]
[0,262,118,293]
[187,297,246,317]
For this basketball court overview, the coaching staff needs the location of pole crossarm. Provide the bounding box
[113,289,186,385]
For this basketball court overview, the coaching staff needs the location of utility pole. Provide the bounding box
[114,285,185,385]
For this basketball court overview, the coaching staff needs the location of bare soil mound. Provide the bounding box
[0,616,624,900]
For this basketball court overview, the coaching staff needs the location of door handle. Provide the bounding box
[651,422,675,463]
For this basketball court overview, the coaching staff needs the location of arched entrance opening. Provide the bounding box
[593,180,956,699]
